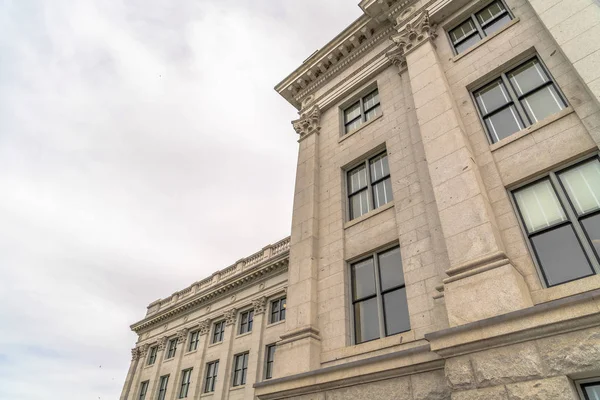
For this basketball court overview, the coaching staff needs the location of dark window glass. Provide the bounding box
[166,339,177,359]
[147,346,157,365]
[270,298,286,324]
[239,310,254,334]
[188,331,199,352]
[351,246,410,344]
[582,382,600,400]
[233,353,249,387]
[179,369,192,399]
[139,381,149,400]
[204,361,219,393]
[347,151,393,221]
[265,344,276,379]
[212,321,225,344]
[474,57,566,143]
[582,214,600,258]
[158,375,169,400]
[343,89,381,134]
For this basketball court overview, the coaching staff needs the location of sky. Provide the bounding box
[0,1,361,398]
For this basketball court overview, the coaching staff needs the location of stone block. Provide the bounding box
[445,356,475,390]
[536,327,600,375]
[505,376,578,400]
[471,342,543,388]
[452,386,508,400]
[411,369,451,400]
[325,376,412,400]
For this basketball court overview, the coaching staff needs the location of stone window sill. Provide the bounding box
[452,18,520,63]
[531,274,600,305]
[208,341,223,349]
[230,385,246,391]
[184,349,198,356]
[344,202,394,230]
[162,357,174,364]
[200,392,214,398]
[143,363,154,369]
[338,113,383,144]
[266,319,285,329]
[489,107,574,152]
[236,331,253,339]
[321,332,418,365]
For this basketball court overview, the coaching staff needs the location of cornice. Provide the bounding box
[130,256,289,334]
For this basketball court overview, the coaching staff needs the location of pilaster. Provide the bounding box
[120,347,141,400]
[243,297,268,399]
[212,309,237,399]
[190,319,211,397]
[148,336,168,400]
[395,11,532,326]
[168,328,189,400]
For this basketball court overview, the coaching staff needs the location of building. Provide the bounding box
[120,0,600,399]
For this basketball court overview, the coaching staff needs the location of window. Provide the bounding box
[212,321,225,344]
[473,57,567,143]
[513,157,600,287]
[270,298,286,324]
[179,368,192,398]
[188,331,199,352]
[351,246,410,344]
[147,346,158,365]
[449,0,513,54]
[166,338,177,359]
[347,151,392,221]
[265,344,276,380]
[157,375,169,400]
[343,88,381,134]
[232,352,249,387]
[581,381,600,400]
[204,361,219,393]
[239,310,254,334]
[138,381,149,400]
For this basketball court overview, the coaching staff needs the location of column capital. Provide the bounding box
[224,308,237,326]
[198,319,212,336]
[292,105,321,142]
[391,11,437,56]
[252,296,267,315]
[176,327,189,344]
[157,336,168,351]
[131,347,140,361]
[386,46,407,72]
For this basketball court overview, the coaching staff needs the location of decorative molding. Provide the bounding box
[131,347,140,361]
[198,319,212,336]
[157,336,168,351]
[292,105,321,141]
[177,327,189,344]
[252,296,267,315]
[390,11,437,56]
[385,46,407,71]
[224,308,238,326]
[139,343,150,358]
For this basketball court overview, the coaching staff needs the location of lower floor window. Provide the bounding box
[580,380,600,400]
[513,156,600,287]
[351,246,410,344]
[157,375,169,400]
[232,352,249,387]
[204,361,219,393]
[179,368,192,398]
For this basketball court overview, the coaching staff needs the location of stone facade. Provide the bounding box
[120,1,600,399]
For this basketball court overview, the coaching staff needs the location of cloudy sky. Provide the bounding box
[0,1,361,398]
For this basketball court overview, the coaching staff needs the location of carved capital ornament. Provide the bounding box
[198,319,211,336]
[292,105,321,141]
[252,296,267,315]
[157,336,168,351]
[224,308,237,326]
[177,328,189,344]
[390,11,437,55]
[131,347,140,361]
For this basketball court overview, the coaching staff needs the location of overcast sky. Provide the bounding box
[0,1,361,398]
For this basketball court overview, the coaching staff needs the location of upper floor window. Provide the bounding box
[270,298,286,324]
[232,352,249,387]
[166,338,177,359]
[138,380,149,400]
[347,151,392,221]
[188,331,199,352]
[204,360,219,393]
[580,381,600,400]
[343,88,381,134]
[449,0,513,54]
[212,321,225,344]
[513,157,600,287]
[473,57,567,144]
[179,368,192,399]
[157,375,169,400]
[265,344,276,380]
[351,246,410,344]
[239,310,254,334]
[147,346,158,365]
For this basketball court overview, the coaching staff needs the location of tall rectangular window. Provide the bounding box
[448,0,513,54]
[351,246,410,344]
[166,338,177,359]
[239,310,254,334]
[343,88,381,134]
[347,151,392,221]
[473,57,567,143]
[265,344,276,380]
[204,361,219,393]
[513,157,600,287]
[188,331,199,352]
[178,369,192,399]
[147,346,157,365]
[212,321,225,344]
[232,352,249,387]
[581,381,600,400]
[270,298,286,324]
[157,375,169,400]
[138,381,149,400]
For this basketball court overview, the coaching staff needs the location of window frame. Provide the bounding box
[232,352,249,387]
[147,346,158,365]
[576,378,600,400]
[204,360,219,393]
[346,150,392,221]
[188,331,200,352]
[270,297,286,324]
[510,155,600,288]
[264,344,276,380]
[166,338,178,359]
[447,0,514,55]
[157,375,169,400]
[138,380,149,400]
[212,320,225,344]
[239,309,254,335]
[471,56,568,144]
[349,244,410,344]
[178,368,192,399]
[342,88,381,134]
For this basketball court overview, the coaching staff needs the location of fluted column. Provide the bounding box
[212,308,237,399]
[392,11,532,326]
[243,297,267,399]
